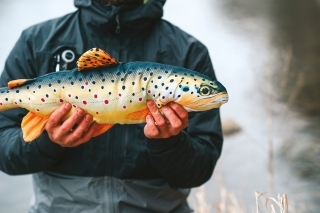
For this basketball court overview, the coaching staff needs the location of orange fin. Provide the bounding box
[125,108,150,121]
[77,48,119,71]
[92,124,114,137]
[21,112,48,142]
[8,79,33,89]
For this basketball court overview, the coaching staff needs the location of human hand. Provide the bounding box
[144,100,188,139]
[45,103,98,147]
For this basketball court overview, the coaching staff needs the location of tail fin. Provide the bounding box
[0,87,18,111]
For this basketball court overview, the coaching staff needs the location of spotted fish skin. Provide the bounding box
[0,48,228,142]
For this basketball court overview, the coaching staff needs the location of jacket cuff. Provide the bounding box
[34,132,69,159]
[146,132,183,152]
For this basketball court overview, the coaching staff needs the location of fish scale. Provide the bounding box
[0,48,228,142]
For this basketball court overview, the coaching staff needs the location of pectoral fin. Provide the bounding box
[92,124,114,137]
[22,112,48,142]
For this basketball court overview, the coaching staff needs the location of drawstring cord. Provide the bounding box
[115,13,120,34]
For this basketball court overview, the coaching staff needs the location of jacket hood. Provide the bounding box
[74,0,166,36]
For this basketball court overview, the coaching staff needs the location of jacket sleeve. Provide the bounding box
[146,44,223,188]
[0,31,69,175]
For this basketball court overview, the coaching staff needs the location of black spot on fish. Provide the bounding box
[68,77,72,80]
[178,95,181,98]
[175,75,178,77]
[75,96,78,99]
[89,89,91,92]
[101,86,104,89]
[146,68,150,71]
[161,83,164,86]
[62,86,65,89]
[182,87,189,92]
[5,98,8,101]
[179,85,182,88]
[155,85,158,89]
[191,92,194,94]
[81,86,84,89]
[194,79,197,81]
[19,99,22,102]
[102,79,106,82]
[184,73,187,76]
[92,81,96,84]
[162,96,165,99]
[16,90,19,93]
[122,86,126,90]
[143,77,147,81]
[71,82,74,85]
[33,91,36,93]
[190,74,194,77]
[151,80,154,83]
[53,89,56,92]
[132,93,135,96]
[26,86,30,89]
[170,92,172,94]
[79,78,83,82]
[90,74,93,78]
[132,82,135,85]
[170,79,174,83]
[142,87,145,91]
[165,86,169,90]
[111,80,114,83]
[38,85,41,89]
[150,72,153,76]
[165,70,168,74]
[109,92,112,95]
[121,78,124,81]
[116,72,121,76]
[158,76,162,79]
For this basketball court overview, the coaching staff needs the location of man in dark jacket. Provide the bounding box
[0,0,223,212]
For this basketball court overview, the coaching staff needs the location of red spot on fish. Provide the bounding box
[123,106,127,109]
[0,103,2,106]
[94,94,98,98]
[139,98,142,101]
[41,98,45,102]
[28,98,30,100]
[104,100,109,104]
[68,94,72,97]
[96,112,99,114]
[85,82,89,85]
[60,99,64,103]
[37,109,40,111]
[14,102,17,105]
[148,90,151,94]
[83,100,87,105]
[73,105,76,108]
[118,93,122,97]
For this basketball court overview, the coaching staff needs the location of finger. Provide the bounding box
[146,100,167,129]
[47,103,72,127]
[71,114,93,136]
[168,102,188,128]
[144,115,160,138]
[70,122,98,147]
[60,108,86,134]
[161,106,182,133]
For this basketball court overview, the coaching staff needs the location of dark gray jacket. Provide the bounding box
[0,0,223,212]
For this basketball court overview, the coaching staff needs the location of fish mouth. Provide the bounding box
[186,92,229,110]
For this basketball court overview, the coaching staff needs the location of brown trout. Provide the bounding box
[0,48,228,142]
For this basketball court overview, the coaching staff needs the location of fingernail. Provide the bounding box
[76,109,84,115]
[85,115,92,122]
[64,103,71,110]
[147,100,154,107]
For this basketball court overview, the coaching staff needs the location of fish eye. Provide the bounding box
[200,86,210,96]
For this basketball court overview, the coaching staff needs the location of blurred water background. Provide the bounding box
[0,0,319,212]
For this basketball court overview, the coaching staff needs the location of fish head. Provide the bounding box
[159,71,228,111]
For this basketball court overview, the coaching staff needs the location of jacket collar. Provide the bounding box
[74,0,166,36]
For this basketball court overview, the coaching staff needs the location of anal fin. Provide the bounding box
[92,124,114,137]
[22,112,48,142]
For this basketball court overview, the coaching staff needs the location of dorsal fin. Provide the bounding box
[8,79,33,89]
[76,48,119,71]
